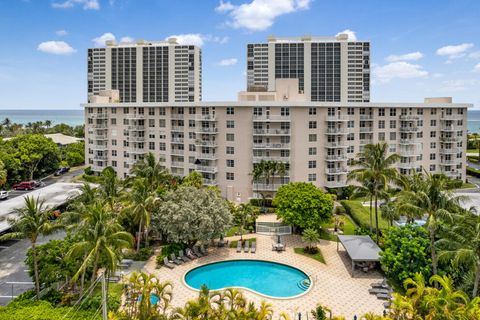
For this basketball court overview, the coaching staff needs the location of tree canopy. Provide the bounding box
[273,182,333,229]
[152,186,232,246]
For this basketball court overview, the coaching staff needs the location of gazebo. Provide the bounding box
[337,235,382,277]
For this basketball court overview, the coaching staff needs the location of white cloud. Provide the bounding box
[336,29,357,41]
[92,32,116,47]
[469,51,480,59]
[218,58,238,66]
[436,43,474,60]
[373,61,428,84]
[441,79,478,92]
[120,36,134,43]
[474,63,480,73]
[52,0,100,10]
[432,73,444,78]
[37,41,76,55]
[166,34,229,47]
[216,0,311,31]
[386,51,424,62]
[56,29,68,36]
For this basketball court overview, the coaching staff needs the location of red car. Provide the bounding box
[12,181,36,191]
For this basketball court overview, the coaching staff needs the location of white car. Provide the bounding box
[0,191,9,200]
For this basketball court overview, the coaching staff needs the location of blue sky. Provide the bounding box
[0,0,479,109]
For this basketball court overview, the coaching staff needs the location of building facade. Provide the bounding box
[247,34,370,103]
[84,80,469,202]
[87,38,202,103]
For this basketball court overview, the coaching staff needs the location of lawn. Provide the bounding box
[340,200,389,230]
[319,215,357,241]
[467,149,479,154]
[294,247,325,264]
[229,238,256,248]
[461,182,477,189]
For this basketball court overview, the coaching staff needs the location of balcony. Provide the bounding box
[441,125,463,132]
[196,153,217,160]
[129,147,146,154]
[359,127,373,133]
[91,113,108,119]
[325,154,347,161]
[196,127,218,134]
[399,138,421,145]
[441,114,463,121]
[359,139,373,145]
[325,167,348,175]
[203,179,218,186]
[253,156,289,163]
[171,126,185,132]
[91,122,108,129]
[326,115,349,122]
[195,140,217,147]
[127,136,145,142]
[325,180,348,188]
[195,165,218,173]
[195,114,216,121]
[91,165,107,172]
[325,142,347,148]
[170,114,185,120]
[171,149,184,155]
[325,128,348,135]
[93,155,108,161]
[440,147,462,154]
[253,129,290,135]
[398,162,418,169]
[125,114,145,120]
[127,125,145,131]
[440,136,461,142]
[359,114,373,120]
[400,115,420,121]
[171,161,184,168]
[400,126,418,132]
[92,133,107,140]
[253,143,290,149]
[399,149,421,156]
[253,115,290,122]
[90,144,108,151]
[442,170,462,178]
[171,137,184,144]
[253,183,283,191]
[440,159,461,165]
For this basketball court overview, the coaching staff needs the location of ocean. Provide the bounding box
[0,109,480,132]
[0,109,84,127]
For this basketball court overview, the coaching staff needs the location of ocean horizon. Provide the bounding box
[1,109,480,132]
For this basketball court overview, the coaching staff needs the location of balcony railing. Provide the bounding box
[196,153,217,160]
[400,115,420,121]
[195,114,216,121]
[195,165,218,173]
[440,114,463,121]
[93,155,108,161]
[196,127,218,133]
[326,128,347,134]
[127,125,145,131]
[399,138,420,145]
[171,126,185,132]
[125,114,145,120]
[253,156,289,163]
[170,114,185,120]
[398,162,418,169]
[171,149,184,155]
[325,154,347,161]
[325,168,348,175]
[440,147,462,154]
[253,143,290,149]
[195,140,217,147]
[441,125,463,132]
[171,161,184,168]
[253,115,290,122]
[203,179,218,186]
[440,136,461,142]
[359,114,373,120]
[326,115,349,122]
[359,139,373,145]
[129,148,146,154]
[91,113,108,119]
[253,129,291,135]
[127,136,145,142]
[171,138,184,144]
[325,142,347,148]
[253,183,283,191]
[359,127,373,133]
[400,126,418,132]
[440,159,461,165]
[91,123,108,129]
[325,180,348,188]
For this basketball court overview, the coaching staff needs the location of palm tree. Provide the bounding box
[235,203,256,242]
[302,228,320,253]
[0,196,62,299]
[122,178,157,251]
[380,201,399,227]
[396,172,463,276]
[2,117,11,128]
[348,143,400,243]
[44,120,52,129]
[438,211,480,297]
[99,166,123,210]
[67,202,133,284]
[130,152,169,191]
[349,176,375,233]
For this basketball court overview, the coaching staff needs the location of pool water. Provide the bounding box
[184,260,310,298]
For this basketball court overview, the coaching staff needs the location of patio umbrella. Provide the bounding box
[277,235,281,244]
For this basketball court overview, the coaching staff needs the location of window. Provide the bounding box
[111,139,117,146]
[159,107,165,116]
[149,119,155,128]
[308,147,317,155]
[430,153,436,160]
[159,119,166,128]
[123,107,129,114]
[226,172,234,180]
[188,120,195,128]
[430,119,437,126]
[281,107,290,116]
[347,146,354,154]
[111,160,117,167]
[347,120,354,128]
[417,120,423,127]
[149,142,155,150]
[226,133,234,141]
[189,107,196,114]
[378,120,385,129]
[309,121,317,129]
[309,134,317,142]
[226,146,234,154]
[389,120,396,129]
[309,107,316,115]
[226,120,235,128]
[430,142,436,148]
[430,164,436,171]
[430,131,436,138]
[389,144,396,152]
[189,144,195,152]
[111,118,116,125]
[148,108,155,116]
[226,160,234,167]
[378,132,385,141]
[308,173,316,182]
[378,108,385,116]
[417,108,423,115]
[226,107,234,115]
[417,132,423,138]
[431,109,437,115]
[111,150,117,156]
[123,119,129,125]
[308,160,317,168]
[159,142,166,151]
[389,108,396,116]
[390,132,396,140]
[347,108,354,115]
[347,133,354,141]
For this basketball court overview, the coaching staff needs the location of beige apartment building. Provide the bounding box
[85,79,469,202]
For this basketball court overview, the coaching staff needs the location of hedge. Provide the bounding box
[340,200,389,230]
[467,166,480,178]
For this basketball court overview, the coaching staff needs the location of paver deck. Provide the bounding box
[143,234,385,318]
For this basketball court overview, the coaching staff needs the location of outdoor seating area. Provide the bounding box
[236,239,256,253]
[163,245,209,269]
[369,279,393,306]
[337,235,382,277]
[272,235,286,251]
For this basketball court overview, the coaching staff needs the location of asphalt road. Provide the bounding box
[0,232,65,305]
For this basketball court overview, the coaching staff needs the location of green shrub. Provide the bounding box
[467,166,480,178]
[123,247,153,261]
[334,205,346,215]
[341,200,388,230]
[0,300,97,320]
[156,243,186,267]
[84,166,93,175]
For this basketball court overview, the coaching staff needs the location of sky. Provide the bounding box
[0,0,479,110]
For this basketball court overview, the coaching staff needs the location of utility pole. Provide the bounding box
[101,272,107,320]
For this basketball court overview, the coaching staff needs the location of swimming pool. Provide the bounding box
[184,260,311,299]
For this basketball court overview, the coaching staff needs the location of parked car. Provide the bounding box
[12,181,36,191]
[33,180,45,188]
[54,167,70,176]
[0,191,9,200]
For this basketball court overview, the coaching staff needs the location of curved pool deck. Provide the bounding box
[144,234,385,318]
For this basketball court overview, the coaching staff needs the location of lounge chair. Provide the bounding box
[369,288,391,295]
[178,250,191,262]
[185,248,197,259]
[121,259,134,265]
[244,241,250,253]
[193,246,204,257]
[377,293,392,300]
[163,257,175,269]
[371,279,389,289]
[251,242,256,253]
[236,241,242,253]
[200,244,209,255]
[170,253,183,265]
